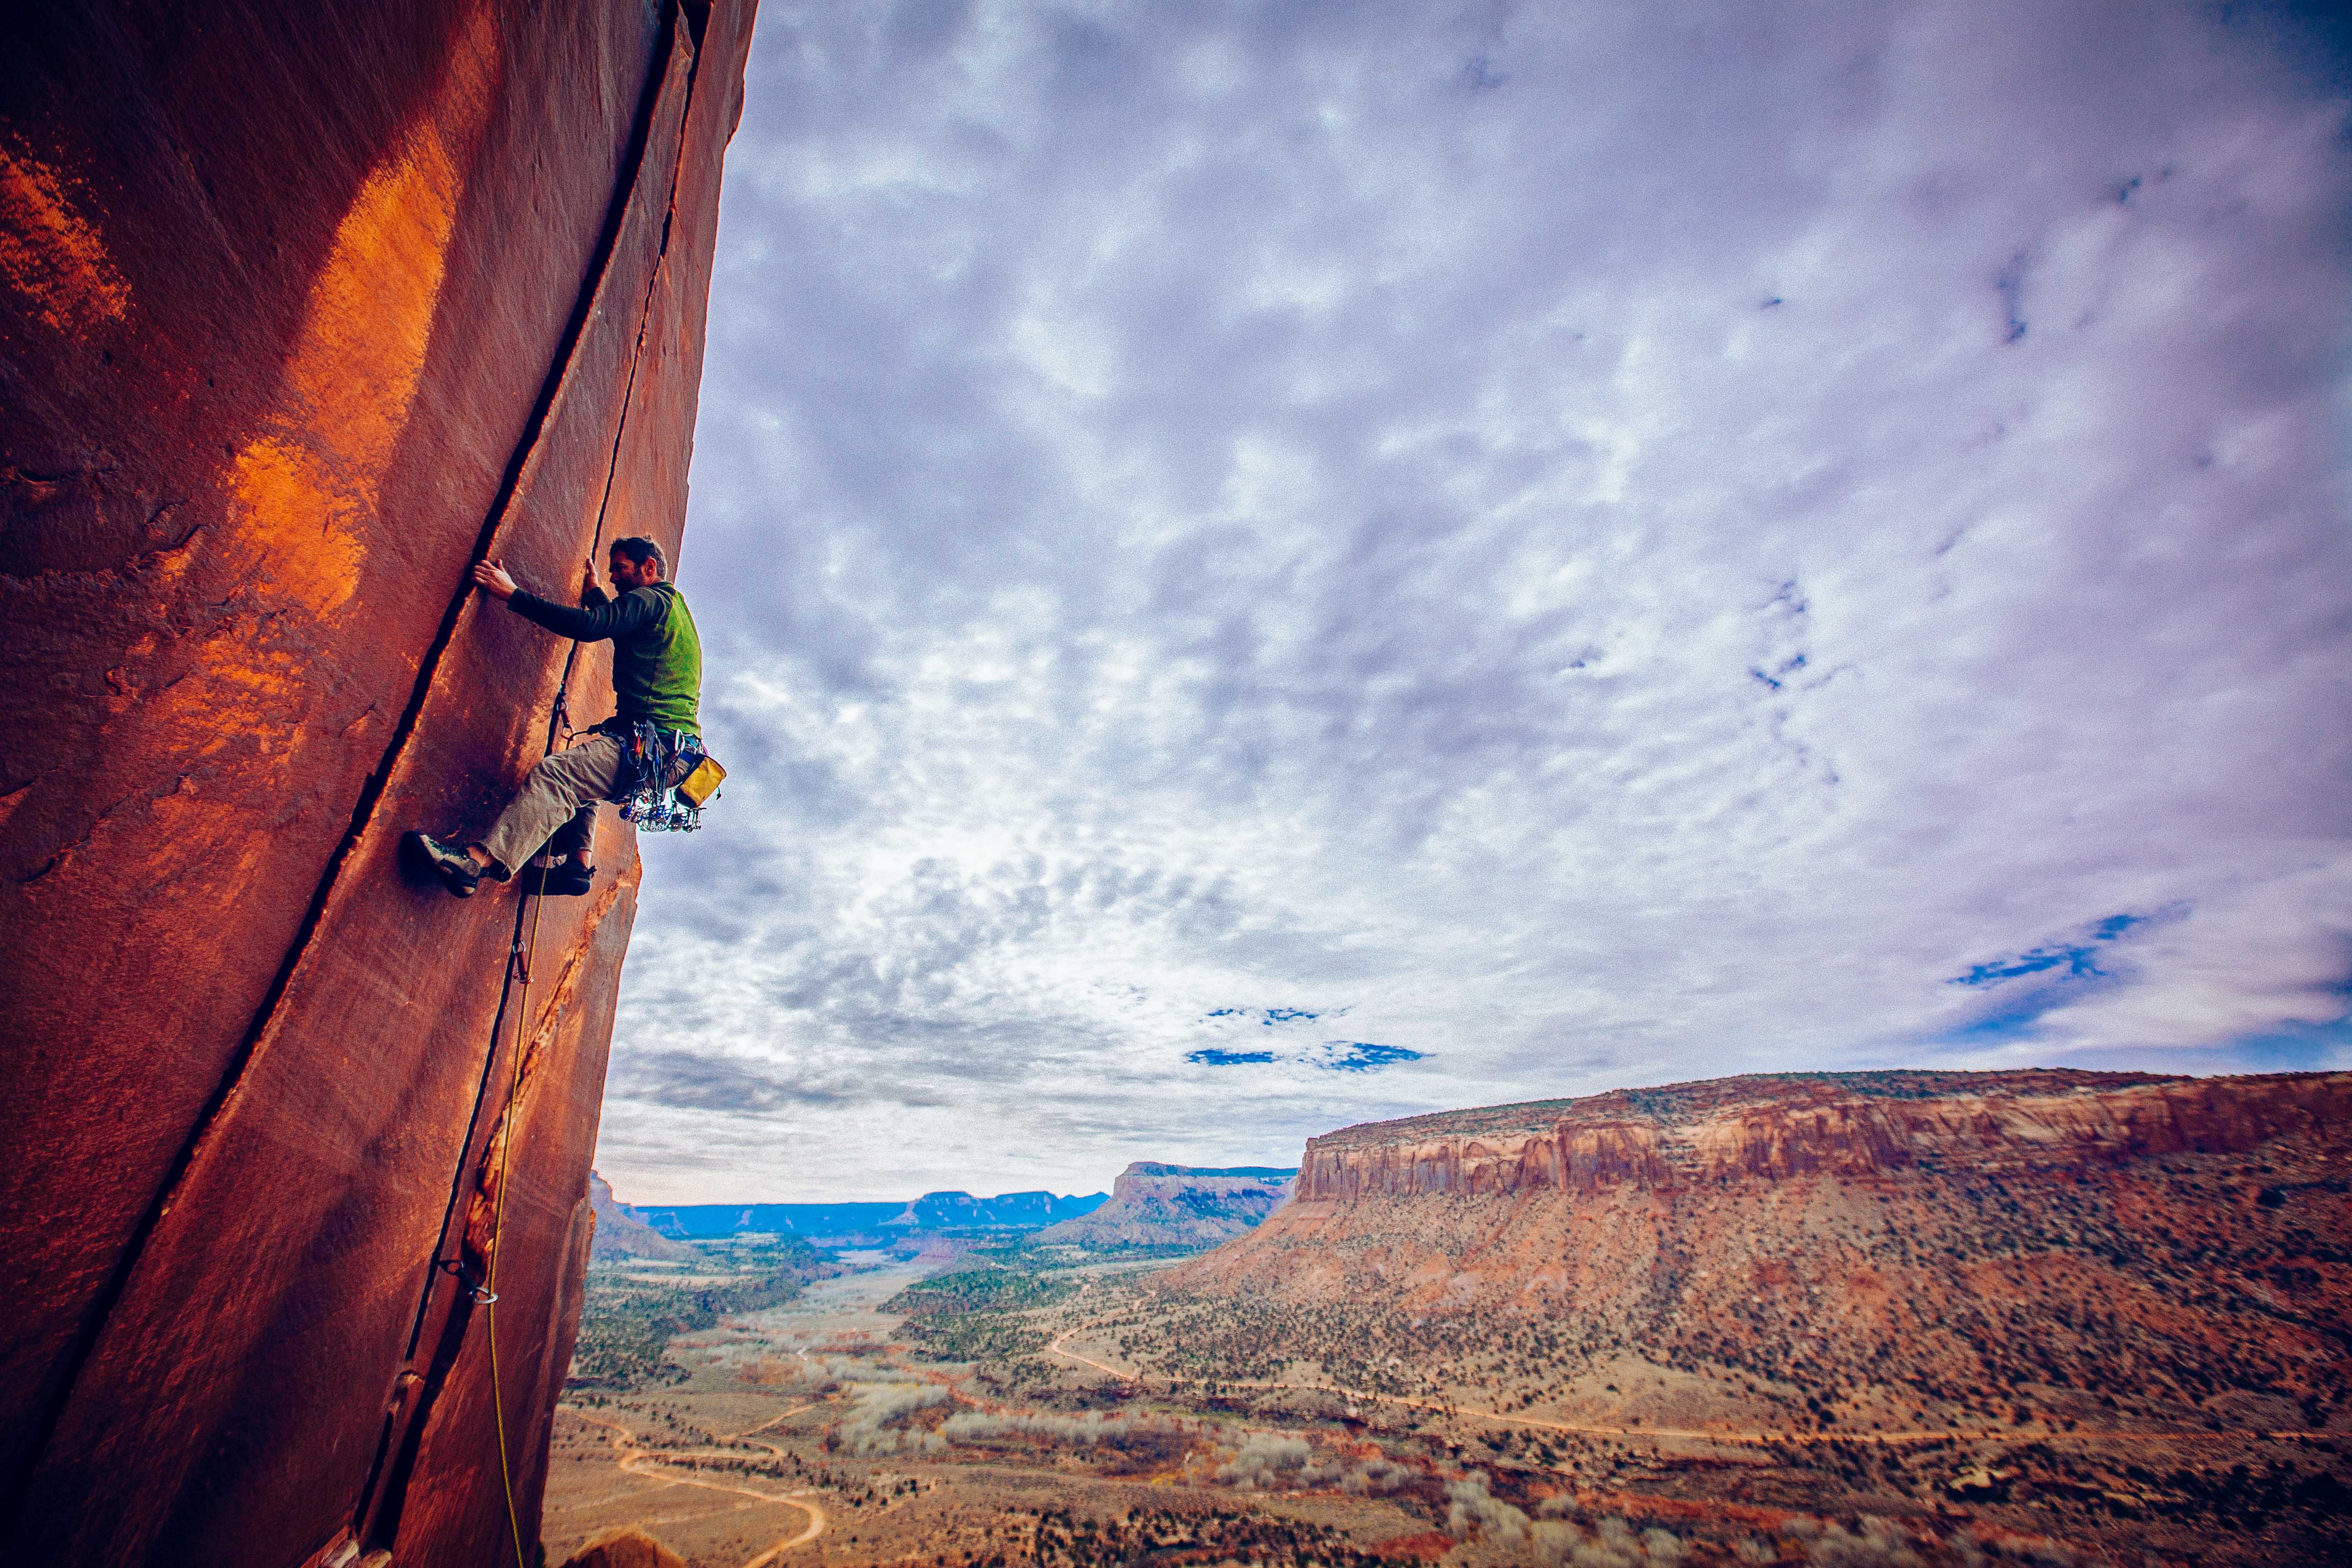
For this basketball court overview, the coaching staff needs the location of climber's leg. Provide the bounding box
[518,804,599,897]
[474,733,626,880]
[548,803,595,864]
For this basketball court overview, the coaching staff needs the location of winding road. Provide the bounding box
[568,1408,828,1566]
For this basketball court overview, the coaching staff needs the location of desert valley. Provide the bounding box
[543,1070,2351,1568]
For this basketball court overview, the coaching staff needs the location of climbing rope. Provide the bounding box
[483,872,555,1568]
[477,623,586,1565]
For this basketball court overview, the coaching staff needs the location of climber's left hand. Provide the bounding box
[472,559,518,601]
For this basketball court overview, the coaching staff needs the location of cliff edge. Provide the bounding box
[589,1174,700,1264]
[0,4,754,1564]
[1164,1070,2351,1428]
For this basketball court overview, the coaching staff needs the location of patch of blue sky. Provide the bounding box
[2042,1017,2352,1075]
[1196,1006,1328,1027]
[2204,1015,2352,1072]
[1930,911,2187,1047]
[1937,983,2101,1044]
[1949,912,2154,988]
[1184,1039,1425,1073]
[1319,1042,1425,1072]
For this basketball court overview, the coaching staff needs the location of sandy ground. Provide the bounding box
[542,1256,927,1567]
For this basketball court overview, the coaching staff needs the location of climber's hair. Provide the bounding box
[609,536,666,577]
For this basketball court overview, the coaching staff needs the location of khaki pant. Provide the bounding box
[478,733,625,878]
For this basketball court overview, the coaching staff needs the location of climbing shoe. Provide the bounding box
[519,855,595,898]
[402,831,481,898]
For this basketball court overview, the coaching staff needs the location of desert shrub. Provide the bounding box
[1453,1476,1688,1566]
[1806,1517,1923,1568]
[938,1408,1204,1474]
[1222,1434,1314,1489]
[823,1379,948,1455]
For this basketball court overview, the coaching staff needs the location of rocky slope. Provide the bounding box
[589,1174,699,1263]
[1163,1071,2352,1431]
[0,4,754,1565]
[1037,1164,1299,1249]
[559,1527,687,1568]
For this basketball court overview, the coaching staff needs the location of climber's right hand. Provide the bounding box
[472,559,518,601]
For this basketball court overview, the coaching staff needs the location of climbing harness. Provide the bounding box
[605,717,725,833]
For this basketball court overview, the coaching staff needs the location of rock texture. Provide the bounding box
[1036,1163,1298,1249]
[589,1173,699,1264]
[0,3,754,1565]
[1166,1071,2352,1421]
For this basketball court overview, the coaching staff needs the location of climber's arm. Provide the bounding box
[505,584,655,642]
[470,557,652,642]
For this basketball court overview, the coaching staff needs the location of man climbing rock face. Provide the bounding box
[404,535,703,899]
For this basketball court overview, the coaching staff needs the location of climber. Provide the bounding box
[402,535,702,899]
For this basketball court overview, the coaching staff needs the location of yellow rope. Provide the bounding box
[481,670,579,1565]
[478,499,596,1562]
[484,877,555,1567]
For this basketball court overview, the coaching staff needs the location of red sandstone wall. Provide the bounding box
[0,3,753,1563]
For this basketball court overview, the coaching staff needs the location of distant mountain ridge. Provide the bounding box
[1034,1162,1298,1249]
[633,1187,1108,1240]
[588,1172,698,1261]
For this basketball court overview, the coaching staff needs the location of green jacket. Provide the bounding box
[509,579,702,736]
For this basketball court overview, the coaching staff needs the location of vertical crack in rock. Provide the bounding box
[464,900,618,1277]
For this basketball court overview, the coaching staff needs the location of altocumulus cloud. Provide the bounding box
[594,0,2352,1203]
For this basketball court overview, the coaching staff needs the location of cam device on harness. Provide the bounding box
[607,718,725,833]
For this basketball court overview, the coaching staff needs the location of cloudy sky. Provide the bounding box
[593,0,2352,1204]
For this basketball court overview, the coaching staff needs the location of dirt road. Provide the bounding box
[568,1408,827,1566]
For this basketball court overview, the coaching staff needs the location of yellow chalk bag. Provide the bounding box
[676,754,726,808]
